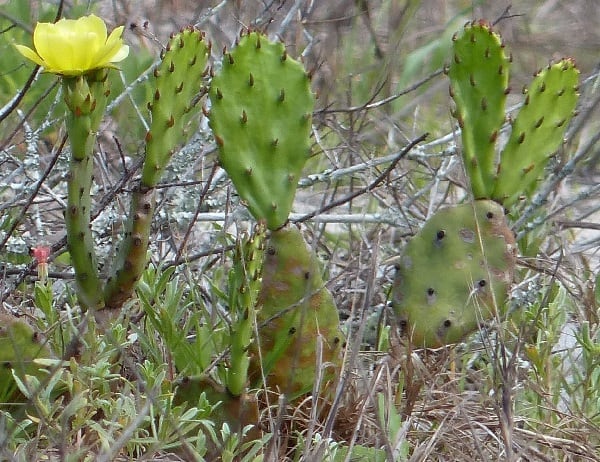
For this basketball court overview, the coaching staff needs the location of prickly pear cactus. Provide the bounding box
[0,314,52,401]
[447,20,509,200]
[104,27,210,310]
[392,201,517,348]
[492,59,579,206]
[248,226,343,399]
[208,31,315,230]
[447,21,579,208]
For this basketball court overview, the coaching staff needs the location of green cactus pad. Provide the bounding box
[209,31,315,230]
[492,59,579,207]
[392,200,516,348]
[248,226,343,399]
[447,21,510,199]
[0,314,52,401]
[141,27,210,188]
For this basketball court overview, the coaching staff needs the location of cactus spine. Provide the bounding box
[104,28,210,309]
[208,31,315,231]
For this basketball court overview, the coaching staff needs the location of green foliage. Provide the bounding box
[392,200,516,347]
[209,31,315,230]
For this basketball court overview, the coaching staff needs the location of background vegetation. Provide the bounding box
[0,0,599,460]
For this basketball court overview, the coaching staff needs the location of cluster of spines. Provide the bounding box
[208,30,315,230]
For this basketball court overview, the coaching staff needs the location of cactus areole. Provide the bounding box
[392,201,517,348]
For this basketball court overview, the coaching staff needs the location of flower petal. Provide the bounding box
[14,44,45,67]
[94,26,128,66]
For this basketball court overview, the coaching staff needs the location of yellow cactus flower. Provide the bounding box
[15,14,129,76]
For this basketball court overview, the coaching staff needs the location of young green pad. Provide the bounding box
[492,59,579,207]
[447,21,509,199]
[248,226,343,399]
[392,200,516,348]
[209,31,315,230]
